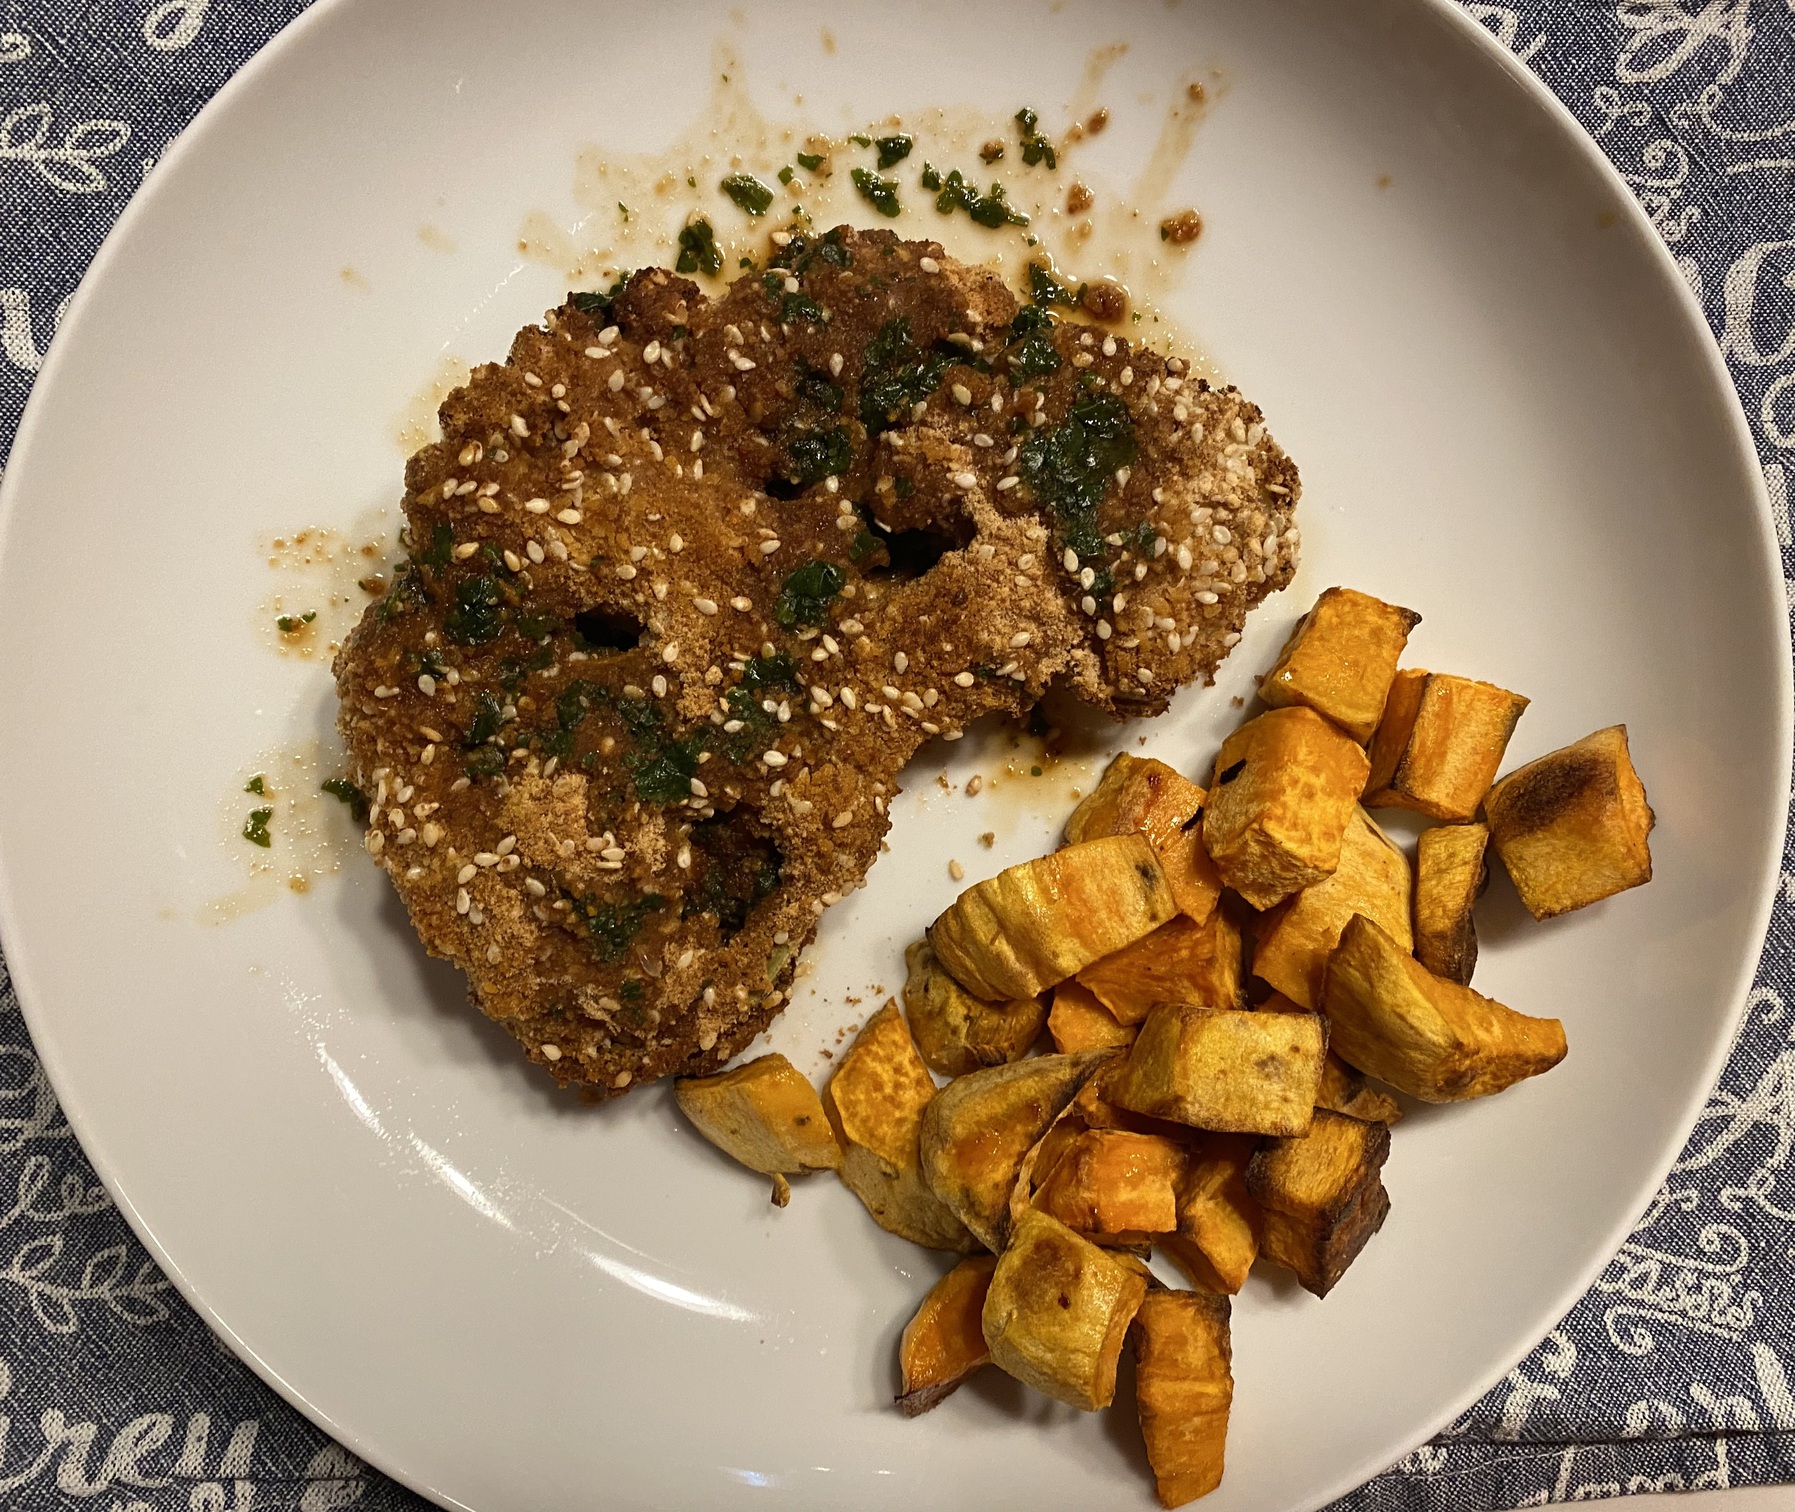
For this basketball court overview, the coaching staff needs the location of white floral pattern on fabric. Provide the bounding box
[0,2,1791,1508]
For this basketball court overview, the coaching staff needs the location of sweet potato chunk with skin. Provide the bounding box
[920,1051,1116,1252]
[1077,910,1243,1024]
[1365,670,1530,821]
[982,1209,1149,1410]
[1316,1052,1403,1125]
[1258,587,1421,743]
[1132,1290,1233,1508]
[1164,1134,1262,1294]
[930,833,1177,1000]
[1034,1129,1187,1236]
[1248,1109,1391,1297]
[1049,981,1137,1053]
[1485,725,1654,920]
[898,1254,998,1416]
[1413,822,1489,984]
[1323,914,1567,1101]
[1111,1005,1327,1137]
[1204,708,1372,910]
[822,1004,976,1251]
[903,939,1045,1076]
[1064,754,1223,924]
[675,1054,840,1204]
[1252,808,1411,1010]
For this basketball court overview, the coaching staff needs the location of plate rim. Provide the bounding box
[0,1,1785,1508]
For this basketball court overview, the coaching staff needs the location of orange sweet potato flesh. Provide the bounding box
[1076,909,1243,1024]
[1257,586,1420,743]
[1034,1128,1187,1236]
[897,1254,998,1416]
[1064,753,1223,924]
[1163,1133,1262,1294]
[1365,670,1530,822]
[1049,980,1138,1053]
[1484,724,1653,920]
[1252,807,1411,1010]
[1204,708,1371,910]
[1132,1290,1234,1507]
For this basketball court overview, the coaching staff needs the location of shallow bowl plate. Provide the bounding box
[0,1,1784,1509]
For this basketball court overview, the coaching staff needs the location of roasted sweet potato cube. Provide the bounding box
[1485,725,1654,919]
[1413,823,1489,984]
[930,833,1177,1000]
[675,1053,840,1205]
[1247,1109,1390,1297]
[822,1004,976,1251]
[1163,1134,1262,1294]
[1365,670,1530,821]
[1111,1005,1327,1136]
[1257,587,1421,742]
[1077,910,1243,1024]
[919,1051,1115,1252]
[1323,914,1567,1101]
[1203,708,1371,909]
[903,939,1045,1076]
[1049,981,1138,1053]
[1072,1062,1176,1135]
[1316,1052,1403,1125]
[1131,1290,1233,1508]
[1064,753,1223,924]
[982,1209,1150,1410]
[897,1254,998,1416]
[1034,1129,1187,1236]
[1252,808,1411,1010]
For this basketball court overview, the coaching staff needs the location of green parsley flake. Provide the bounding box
[275,610,317,634]
[242,807,273,848]
[851,168,901,217]
[244,775,266,795]
[675,218,722,276]
[720,173,774,216]
[874,134,913,169]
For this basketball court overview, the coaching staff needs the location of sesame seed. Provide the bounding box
[616,564,637,580]
[509,414,528,437]
[526,540,545,563]
[731,595,752,611]
[557,509,582,524]
[652,674,668,697]
[763,750,788,767]
[1137,668,1154,684]
[453,542,479,561]
[1063,548,1080,572]
[953,671,975,687]
[996,476,1019,491]
[760,539,782,554]
[1197,590,1219,604]
[585,346,603,358]
[952,383,973,406]
[525,497,550,514]
[694,597,718,615]
[829,352,844,376]
[456,887,470,914]
[1010,631,1031,648]
[832,810,853,829]
[417,674,437,696]
[953,471,977,489]
[525,877,546,897]
[457,863,477,884]
[608,369,626,392]
[663,643,680,664]
[949,859,965,880]
[919,256,940,273]
[1177,544,1193,570]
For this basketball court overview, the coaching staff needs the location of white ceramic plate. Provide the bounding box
[0,1,1784,1509]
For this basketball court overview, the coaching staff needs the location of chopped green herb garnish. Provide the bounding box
[242,808,273,848]
[275,610,317,634]
[849,529,882,564]
[796,366,844,412]
[675,218,722,276]
[851,167,901,217]
[920,162,942,191]
[875,134,913,169]
[849,133,872,147]
[445,573,505,646]
[797,151,825,171]
[781,290,825,324]
[1027,262,1081,308]
[617,202,631,220]
[1031,765,1044,777]
[581,892,666,960]
[779,427,852,490]
[1015,107,1058,168]
[1016,385,1138,560]
[860,316,960,430]
[774,559,847,627]
[571,274,629,319]
[721,173,774,216]
[631,733,708,804]
[245,775,266,795]
[1001,304,1062,381]
[932,169,1028,228]
[321,777,369,822]
[778,165,795,185]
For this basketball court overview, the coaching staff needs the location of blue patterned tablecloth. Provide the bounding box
[1,3,1793,1508]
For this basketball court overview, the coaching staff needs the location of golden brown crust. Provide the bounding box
[333,226,1299,1092]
